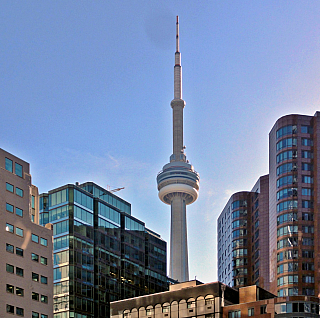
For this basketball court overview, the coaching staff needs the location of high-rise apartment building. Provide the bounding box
[39,182,167,318]
[269,112,320,297]
[0,148,53,318]
[218,111,320,297]
[157,16,200,283]
[217,175,269,290]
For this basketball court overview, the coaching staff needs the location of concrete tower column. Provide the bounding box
[170,195,188,281]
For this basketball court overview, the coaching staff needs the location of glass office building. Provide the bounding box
[40,182,167,318]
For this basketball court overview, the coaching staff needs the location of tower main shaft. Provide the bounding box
[157,16,200,283]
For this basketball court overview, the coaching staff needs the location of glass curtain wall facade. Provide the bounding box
[40,182,167,318]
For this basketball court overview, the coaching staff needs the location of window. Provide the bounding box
[302,262,314,271]
[32,313,39,318]
[6,263,14,273]
[32,195,35,209]
[232,219,247,229]
[5,158,13,172]
[31,235,39,244]
[16,267,24,276]
[16,287,24,296]
[6,182,14,192]
[228,310,241,318]
[6,203,14,213]
[302,138,313,146]
[277,237,298,249]
[41,315,48,318]
[248,308,254,316]
[32,272,39,282]
[187,301,195,308]
[41,295,48,303]
[260,305,267,314]
[41,276,48,284]
[232,229,247,238]
[302,150,313,158]
[16,307,24,316]
[6,223,14,233]
[277,162,296,176]
[32,253,39,262]
[276,138,297,151]
[15,163,23,177]
[276,125,297,138]
[16,187,23,197]
[16,247,23,256]
[302,188,312,196]
[276,150,296,163]
[277,250,298,261]
[302,275,314,283]
[232,249,247,257]
[302,250,314,258]
[302,200,313,209]
[6,243,14,253]
[301,125,313,134]
[302,288,315,296]
[302,213,314,221]
[277,212,297,225]
[277,200,298,213]
[232,209,247,219]
[231,200,247,210]
[277,262,298,274]
[302,226,314,233]
[40,256,47,265]
[41,238,48,246]
[302,163,313,171]
[16,207,23,217]
[277,175,296,188]
[16,227,23,237]
[6,284,14,293]
[53,220,69,235]
[6,304,14,313]
[277,188,297,201]
[302,176,313,184]
[32,292,39,301]
[205,298,214,305]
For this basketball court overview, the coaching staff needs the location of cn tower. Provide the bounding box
[157,16,200,282]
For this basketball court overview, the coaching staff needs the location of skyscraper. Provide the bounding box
[218,111,320,297]
[40,181,167,318]
[157,17,200,283]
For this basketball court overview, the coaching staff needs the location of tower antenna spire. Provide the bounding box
[176,16,179,53]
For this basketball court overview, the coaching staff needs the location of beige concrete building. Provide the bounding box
[111,280,320,318]
[0,148,53,318]
[111,280,238,318]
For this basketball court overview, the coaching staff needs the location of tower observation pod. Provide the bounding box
[156,16,200,283]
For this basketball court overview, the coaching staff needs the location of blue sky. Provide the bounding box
[1,1,320,283]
